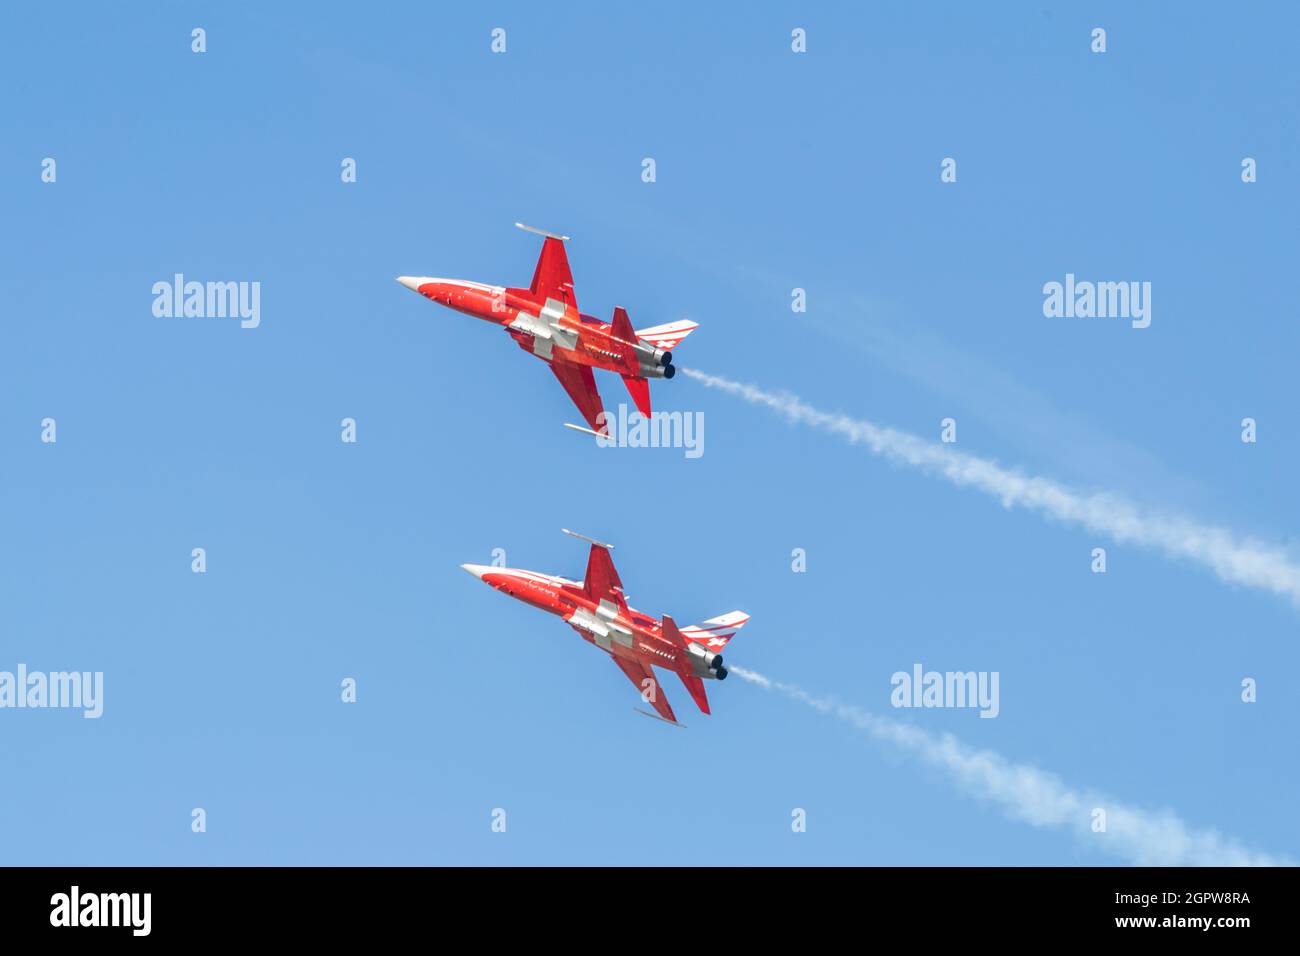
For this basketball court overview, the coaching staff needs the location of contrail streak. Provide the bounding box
[729,665,1285,866]
[683,368,1300,605]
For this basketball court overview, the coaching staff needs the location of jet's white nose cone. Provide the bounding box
[397,276,429,292]
[461,563,491,580]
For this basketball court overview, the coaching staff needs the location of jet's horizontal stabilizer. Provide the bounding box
[661,614,712,715]
[678,671,711,715]
[622,374,652,418]
[610,306,637,345]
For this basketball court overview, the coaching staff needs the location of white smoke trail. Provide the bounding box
[729,665,1285,866]
[683,368,1300,605]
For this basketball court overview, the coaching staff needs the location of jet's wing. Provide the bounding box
[612,655,677,723]
[527,234,577,312]
[549,361,607,434]
[582,541,628,614]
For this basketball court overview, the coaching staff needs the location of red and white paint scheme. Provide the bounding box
[462,530,750,725]
[398,224,698,435]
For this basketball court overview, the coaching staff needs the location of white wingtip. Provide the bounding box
[563,422,608,440]
[562,528,614,550]
[515,222,570,242]
[634,708,686,728]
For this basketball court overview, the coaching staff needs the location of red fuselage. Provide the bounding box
[397,228,693,433]
[461,562,698,675]
[400,276,647,377]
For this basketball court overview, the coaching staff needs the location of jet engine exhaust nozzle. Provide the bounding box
[634,342,672,368]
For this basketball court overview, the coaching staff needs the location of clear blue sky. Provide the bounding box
[2,2,1297,864]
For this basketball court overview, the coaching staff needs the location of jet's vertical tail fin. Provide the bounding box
[634,319,699,351]
[680,611,750,650]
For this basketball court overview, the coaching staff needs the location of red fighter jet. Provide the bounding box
[462,530,750,725]
[397,224,697,435]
